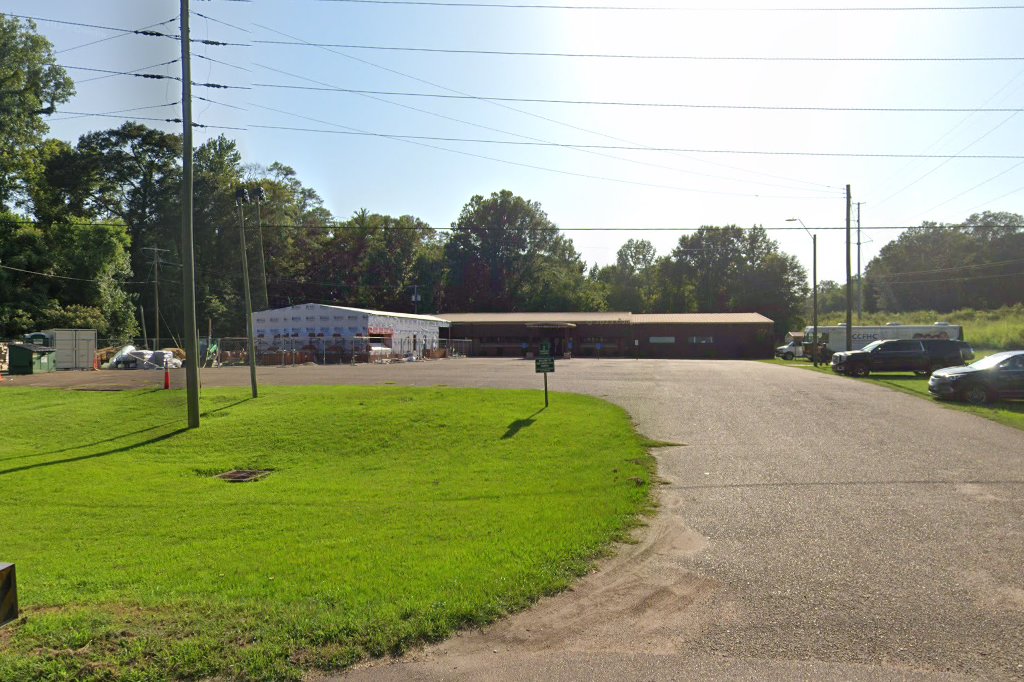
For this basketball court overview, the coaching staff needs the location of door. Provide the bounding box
[995,355,1024,398]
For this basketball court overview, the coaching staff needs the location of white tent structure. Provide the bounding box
[252,304,449,361]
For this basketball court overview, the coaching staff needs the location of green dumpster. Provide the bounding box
[8,344,57,375]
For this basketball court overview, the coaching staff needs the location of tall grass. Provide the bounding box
[819,304,1024,350]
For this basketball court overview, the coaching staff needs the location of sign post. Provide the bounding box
[535,342,554,407]
[0,563,17,627]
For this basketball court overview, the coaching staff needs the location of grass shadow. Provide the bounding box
[0,427,188,477]
[501,407,548,439]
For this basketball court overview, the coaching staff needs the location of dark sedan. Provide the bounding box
[928,350,1024,404]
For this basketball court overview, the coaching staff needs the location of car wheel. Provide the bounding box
[783,352,794,361]
[962,385,990,405]
[852,366,869,378]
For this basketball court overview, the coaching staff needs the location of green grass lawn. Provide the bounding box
[0,386,657,681]
[763,358,1024,431]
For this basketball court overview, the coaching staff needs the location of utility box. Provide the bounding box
[8,343,57,375]
[0,563,16,627]
[44,329,98,370]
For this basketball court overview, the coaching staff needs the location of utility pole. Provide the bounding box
[411,284,421,314]
[143,247,169,350]
[139,304,148,350]
[236,188,258,399]
[180,0,201,428]
[856,202,865,322]
[845,185,853,351]
[252,186,269,311]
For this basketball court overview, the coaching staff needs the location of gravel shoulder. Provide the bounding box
[7,360,1023,680]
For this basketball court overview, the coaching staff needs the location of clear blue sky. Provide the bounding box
[8,1,1024,286]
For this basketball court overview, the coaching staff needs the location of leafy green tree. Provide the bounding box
[0,16,74,209]
[864,211,1023,312]
[657,225,808,333]
[443,190,591,312]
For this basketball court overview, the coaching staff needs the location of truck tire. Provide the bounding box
[783,352,794,361]
[852,365,870,377]
[962,385,990,405]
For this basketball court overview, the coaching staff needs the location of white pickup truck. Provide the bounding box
[775,341,804,360]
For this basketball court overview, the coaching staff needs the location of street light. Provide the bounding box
[787,218,819,367]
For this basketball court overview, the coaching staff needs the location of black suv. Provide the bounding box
[831,338,972,377]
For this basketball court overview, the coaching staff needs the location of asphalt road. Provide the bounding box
[7,359,1024,680]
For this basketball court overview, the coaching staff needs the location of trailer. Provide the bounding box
[804,323,964,359]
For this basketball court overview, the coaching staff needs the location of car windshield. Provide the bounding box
[968,352,1016,370]
[862,340,885,352]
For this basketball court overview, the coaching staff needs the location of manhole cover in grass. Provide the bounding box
[216,470,271,483]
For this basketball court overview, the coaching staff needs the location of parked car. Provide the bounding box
[920,339,975,366]
[928,350,1024,404]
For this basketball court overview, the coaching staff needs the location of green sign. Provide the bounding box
[535,357,555,373]
[540,341,552,357]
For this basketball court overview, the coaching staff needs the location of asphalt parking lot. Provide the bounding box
[6,359,1024,680]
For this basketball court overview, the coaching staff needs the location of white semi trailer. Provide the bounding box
[805,323,964,358]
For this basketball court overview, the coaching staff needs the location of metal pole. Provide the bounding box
[237,200,258,398]
[139,304,148,350]
[845,184,853,351]
[812,234,818,367]
[180,0,201,428]
[544,372,549,407]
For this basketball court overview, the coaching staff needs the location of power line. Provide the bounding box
[875,269,1024,285]
[194,53,252,72]
[6,14,249,46]
[254,64,836,195]
[0,263,147,285]
[55,16,179,55]
[192,10,252,33]
[255,40,1024,63]
[870,255,1024,279]
[247,123,1024,159]
[54,111,246,129]
[314,0,1024,11]
[253,22,838,193]
[254,82,1024,113]
[249,107,838,197]
[48,102,181,122]
[74,58,182,84]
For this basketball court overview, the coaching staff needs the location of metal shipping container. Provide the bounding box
[44,328,98,370]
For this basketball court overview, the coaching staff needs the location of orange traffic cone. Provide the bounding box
[164,366,170,390]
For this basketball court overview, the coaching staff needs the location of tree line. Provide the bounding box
[3,16,1021,346]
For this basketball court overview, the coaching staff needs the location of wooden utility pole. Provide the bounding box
[845,185,853,351]
[856,202,865,322]
[236,190,258,399]
[143,247,169,350]
[180,0,201,428]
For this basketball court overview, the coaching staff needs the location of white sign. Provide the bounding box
[649,336,675,344]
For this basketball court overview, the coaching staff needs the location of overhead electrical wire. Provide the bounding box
[249,106,836,198]
[0,263,147,285]
[49,102,182,122]
[253,23,838,193]
[247,124,1024,159]
[254,82,1024,113]
[870,255,1024,279]
[255,64,836,195]
[54,15,179,55]
[255,40,1024,63]
[312,0,1024,11]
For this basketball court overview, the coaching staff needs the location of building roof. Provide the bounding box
[443,311,773,325]
[256,303,449,324]
[631,313,773,325]
[441,312,633,324]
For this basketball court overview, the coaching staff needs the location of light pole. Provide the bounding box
[787,218,818,366]
[235,187,258,398]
